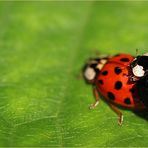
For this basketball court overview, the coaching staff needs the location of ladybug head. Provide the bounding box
[130,53,148,79]
[82,57,107,84]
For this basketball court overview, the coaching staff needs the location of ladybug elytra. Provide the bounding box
[83,53,148,125]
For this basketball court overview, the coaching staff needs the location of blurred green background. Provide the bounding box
[0,1,148,147]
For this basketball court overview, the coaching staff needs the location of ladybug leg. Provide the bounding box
[108,103,123,125]
[89,86,100,109]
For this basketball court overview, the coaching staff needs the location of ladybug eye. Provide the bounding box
[84,67,96,81]
[132,65,145,77]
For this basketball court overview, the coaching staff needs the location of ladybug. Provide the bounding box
[83,53,147,125]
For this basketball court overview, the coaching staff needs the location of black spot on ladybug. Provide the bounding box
[124,98,131,105]
[102,71,108,76]
[114,81,122,90]
[107,92,115,100]
[120,58,130,62]
[98,80,103,85]
[114,67,122,75]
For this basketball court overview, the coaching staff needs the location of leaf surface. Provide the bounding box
[0,1,147,147]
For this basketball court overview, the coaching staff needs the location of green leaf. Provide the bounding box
[0,1,148,147]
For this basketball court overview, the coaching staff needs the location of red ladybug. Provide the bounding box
[83,53,147,125]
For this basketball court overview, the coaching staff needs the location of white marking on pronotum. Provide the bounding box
[132,65,145,77]
[100,59,107,64]
[84,67,96,80]
[97,63,104,70]
[96,59,107,70]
